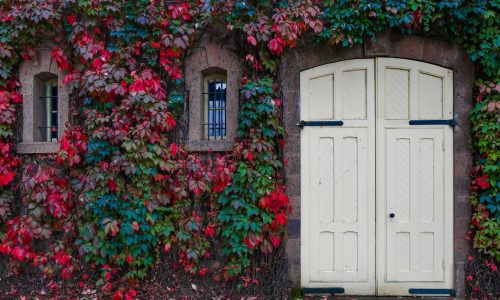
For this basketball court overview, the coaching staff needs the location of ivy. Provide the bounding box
[217,77,288,280]
[0,0,498,297]
[469,82,500,260]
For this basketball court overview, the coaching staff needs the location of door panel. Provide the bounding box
[385,129,445,282]
[376,58,454,295]
[303,127,375,294]
[308,129,370,283]
[301,59,375,295]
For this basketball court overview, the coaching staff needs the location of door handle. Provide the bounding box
[389,213,395,218]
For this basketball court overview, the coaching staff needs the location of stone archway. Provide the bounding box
[280,30,475,297]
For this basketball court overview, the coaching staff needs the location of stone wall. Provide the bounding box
[280,30,475,296]
[13,28,476,296]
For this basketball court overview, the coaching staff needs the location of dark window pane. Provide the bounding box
[206,78,227,139]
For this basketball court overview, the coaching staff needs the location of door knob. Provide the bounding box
[389,213,395,218]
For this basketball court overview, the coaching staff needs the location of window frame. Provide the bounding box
[203,73,227,140]
[185,44,242,152]
[41,78,58,142]
[17,47,69,154]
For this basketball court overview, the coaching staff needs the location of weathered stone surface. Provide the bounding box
[287,260,301,285]
[455,261,468,297]
[286,219,300,240]
[289,197,301,219]
[365,29,391,56]
[285,175,300,198]
[389,33,424,60]
[286,238,300,260]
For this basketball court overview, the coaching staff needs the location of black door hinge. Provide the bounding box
[297,120,344,129]
[409,119,456,126]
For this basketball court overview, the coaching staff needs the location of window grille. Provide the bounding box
[39,81,58,142]
[203,77,227,140]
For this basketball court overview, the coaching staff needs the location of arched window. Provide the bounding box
[203,73,227,140]
[185,44,242,152]
[34,74,58,142]
[18,48,69,154]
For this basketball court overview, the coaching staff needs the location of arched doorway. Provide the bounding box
[300,58,454,295]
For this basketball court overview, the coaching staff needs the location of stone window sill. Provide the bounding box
[185,140,233,152]
[17,142,59,154]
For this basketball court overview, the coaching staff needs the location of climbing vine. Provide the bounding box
[0,0,498,298]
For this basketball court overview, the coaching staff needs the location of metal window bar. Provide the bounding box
[203,79,227,140]
[38,96,58,142]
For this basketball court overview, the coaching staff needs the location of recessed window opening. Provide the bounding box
[40,78,58,142]
[33,72,59,143]
[203,73,227,140]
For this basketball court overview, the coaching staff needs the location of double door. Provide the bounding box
[300,58,454,295]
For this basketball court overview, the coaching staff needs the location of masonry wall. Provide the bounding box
[280,30,475,296]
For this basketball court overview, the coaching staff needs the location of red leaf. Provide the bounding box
[91,57,103,69]
[199,268,208,276]
[150,41,161,49]
[476,175,490,190]
[61,266,73,280]
[170,143,178,156]
[11,247,25,261]
[112,290,123,300]
[204,224,215,237]
[107,179,117,192]
[0,172,14,186]
[66,14,76,25]
[125,289,137,300]
[247,35,257,46]
[275,213,287,226]
[268,38,284,55]
[11,91,22,103]
[270,235,281,248]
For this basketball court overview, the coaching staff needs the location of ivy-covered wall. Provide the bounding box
[0,1,498,298]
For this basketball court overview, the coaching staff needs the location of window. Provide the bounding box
[39,78,58,142]
[185,44,242,152]
[204,74,227,140]
[32,73,59,143]
[18,47,69,154]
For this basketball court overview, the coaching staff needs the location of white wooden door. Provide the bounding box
[301,58,453,296]
[376,58,454,295]
[301,59,376,295]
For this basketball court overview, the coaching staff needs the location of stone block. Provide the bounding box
[284,153,301,176]
[364,29,391,57]
[285,175,300,198]
[455,261,468,297]
[286,238,300,261]
[289,197,301,219]
[286,219,300,240]
[287,260,301,285]
[390,33,424,60]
